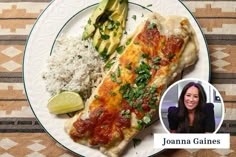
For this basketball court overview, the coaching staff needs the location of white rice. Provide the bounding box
[42,36,105,99]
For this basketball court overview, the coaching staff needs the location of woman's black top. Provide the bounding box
[168,103,216,133]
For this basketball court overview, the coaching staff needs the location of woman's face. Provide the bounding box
[184,86,199,111]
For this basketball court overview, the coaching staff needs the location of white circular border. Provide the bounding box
[159,78,225,134]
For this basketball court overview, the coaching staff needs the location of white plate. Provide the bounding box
[23,0,210,156]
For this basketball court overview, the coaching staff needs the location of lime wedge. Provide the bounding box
[47,91,84,114]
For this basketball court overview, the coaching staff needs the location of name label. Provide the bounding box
[154,134,229,149]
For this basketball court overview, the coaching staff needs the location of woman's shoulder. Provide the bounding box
[168,106,178,115]
[203,103,214,112]
[167,106,179,130]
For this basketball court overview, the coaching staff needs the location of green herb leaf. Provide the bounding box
[150,85,157,94]
[117,66,121,77]
[78,55,82,59]
[132,15,137,21]
[147,23,156,30]
[143,113,152,124]
[168,54,175,59]
[88,18,91,25]
[125,62,132,70]
[133,138,142,147]
[121,109,131,118]
[116,45,125,54]
[134,61,151,86]
[105,61,114,69]
[117,79,122,84]
[152,65,159,70]
[110,72,117,82]
[142,53,151,59]
[137,120,143,130]
[107,23,114,30]
[152,57,161,64]
[100,50,109,61]
[143,116,151,124]
[126,39,132,45]
[94,95,100,99]
[109,90,117,96]
[96,109,103,116]
[101,34,110,40]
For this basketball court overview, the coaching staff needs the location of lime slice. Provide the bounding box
[47,91,84,114]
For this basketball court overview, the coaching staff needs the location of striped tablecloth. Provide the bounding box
[0,0,235,156]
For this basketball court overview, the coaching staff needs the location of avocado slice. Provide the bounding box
[93,0,128,57]
[83,0,128,61]
[82,0,110,40]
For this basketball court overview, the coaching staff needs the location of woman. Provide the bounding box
[168,82,215,133]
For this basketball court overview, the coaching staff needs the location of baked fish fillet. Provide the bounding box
[65,12,199,157]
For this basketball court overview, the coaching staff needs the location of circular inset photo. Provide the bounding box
[159,78,224,134]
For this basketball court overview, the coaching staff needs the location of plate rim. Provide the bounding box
[179,0,211,81]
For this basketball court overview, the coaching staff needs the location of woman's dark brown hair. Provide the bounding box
[177,82,207,133]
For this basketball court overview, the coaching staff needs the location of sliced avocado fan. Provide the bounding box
[82,0,128,61]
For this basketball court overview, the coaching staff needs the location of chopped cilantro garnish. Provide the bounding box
[152,65,159,70]
[150,85,157,94]
[119,83,131,94]
[109,90,117,96]
[100,50,109,61]
[147,4,152,7]
[101,34,110,40]
[120,109,131,118]
[78,55,82,59]
[106,20,121,31]
[117,66,121,77]
[105,61,114,69]
[110,71,122,84]
[137,120,143,129]
[93,23,101,29]
[107,23,113,30]
[110,72,117,82]
[126,39,132,45]
[134,61,151,86]
[142,53,151,59]
[133,138,142,147]
[88,19,91,24]
[132,15,137,21]
[168,54,175,59]
[152,57,161,64]
[143,115,151,124]
[116,79,122,84]
[125,62,132,70]
[96,109,103,117]
[147,23,157,30]
[94,95,100,99]
[116,45,125,54]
